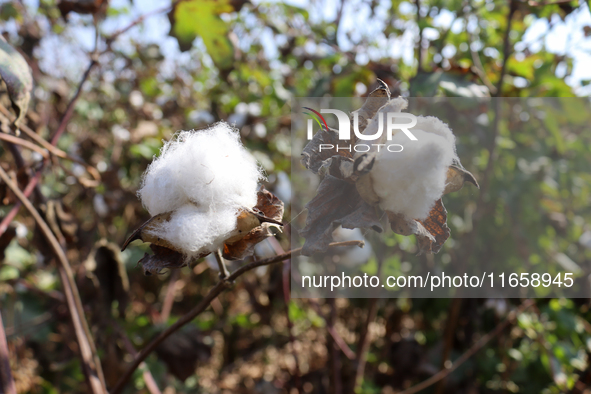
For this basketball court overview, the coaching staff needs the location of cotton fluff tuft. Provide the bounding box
[370,116,457,220]
[137,122,263,257]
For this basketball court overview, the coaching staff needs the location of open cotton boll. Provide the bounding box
[147,205,239,258]
[136,122,264,257]
[138,122,263,216]
[413,116,457,156]
[370,126,456,220]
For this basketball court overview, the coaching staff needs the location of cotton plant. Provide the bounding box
[122,122,284,275]
[300,81,478,255]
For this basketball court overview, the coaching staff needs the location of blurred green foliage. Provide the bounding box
[0,0,590,393]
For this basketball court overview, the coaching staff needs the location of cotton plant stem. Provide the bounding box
[115,323,162,394]
[354,254,384,391]
[473,0,516,211]
[434,298,463,394]
[214,249,230,279]
[283,259,302,392]
[272,237,302,392]
[397,299,535,394]
[110,240,365,394]
[0,166,107,394]
[354,297,379,390]
[308,300,356,360]
[494,0,517,98]
[328,298,343,394]
[0,312,17,394]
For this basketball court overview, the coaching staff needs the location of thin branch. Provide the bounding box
[110,240,365,394]
[466,10,497,95]
[271,236,302,392]
[354,297,379,390]
[415,0,423,73]
[472,0,517,224]
[283,259,302,392]
[0,132,52,158]
[353,252,385,390]
[0,311,17,394]
[397,299,535,394]
[0,166,107,394]
[334,0,346,40]
[214,248,230,279]
[308,300,356,360]
[50,60,98,144]
[435,298,463,394]
[0,103,101,181]
[115,322,162,394]
[328,298,343,394]
[494,0,517,98]
[104,5,172,47]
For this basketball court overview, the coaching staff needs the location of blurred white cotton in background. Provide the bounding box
[370,114,457,220]
[331,227,373,268]
[137,122,264,258]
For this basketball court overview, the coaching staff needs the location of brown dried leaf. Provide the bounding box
[224,210,263,244]
[223,226,269,260]
[300,175,382,255]
[301,126,355,174]
[253,187,284,222]
[301,81,390,175]
[122,213,193,275]
[138,244,190,276]
[350,78,391,132]
[223,188,284,260]
[417,199,450,253]
[443,165,479,194]
[121,212,176,252]
[387,199,450,254]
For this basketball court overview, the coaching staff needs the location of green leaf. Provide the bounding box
[0,37,32,125]
[168,0,236,70]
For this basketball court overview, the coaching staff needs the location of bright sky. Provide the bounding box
[12,0,591,95]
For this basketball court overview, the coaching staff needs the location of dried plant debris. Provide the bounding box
[223,188,284,260]
[155,328,212,382]
[85,240,129,316]
[300,83,478,255]
[122,123,283,274]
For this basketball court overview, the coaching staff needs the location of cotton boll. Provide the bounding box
[147,205,239,258]
[138,123,263,216]
[414,116,457,159]
[370,128,455,220]
[137,122,264,257]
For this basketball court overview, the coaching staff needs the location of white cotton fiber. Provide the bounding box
[137,122,264,257]
[370,117,456,220]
